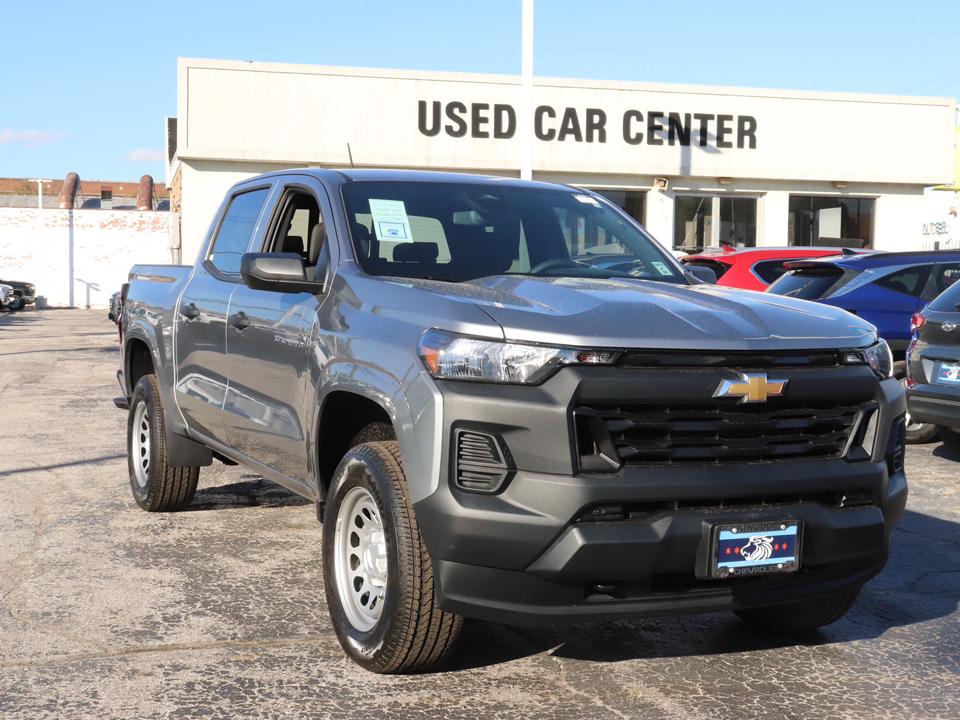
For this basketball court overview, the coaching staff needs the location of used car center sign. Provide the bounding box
[418,100,758,150]
[178,59,954,186]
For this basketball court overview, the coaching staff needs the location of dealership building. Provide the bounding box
[168,58,956,263]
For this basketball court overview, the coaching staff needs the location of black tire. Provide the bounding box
[895,361,939,444]
[938,426,960,458]
[322,441,463,673]
[127,375,200,512]
[8,295,23,311]
[734,589,860,632]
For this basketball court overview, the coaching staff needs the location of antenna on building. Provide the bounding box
[347,143,355,169]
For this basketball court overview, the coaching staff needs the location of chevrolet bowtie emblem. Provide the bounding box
[714,373,788,403]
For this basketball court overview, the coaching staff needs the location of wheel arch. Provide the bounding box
[123,334,213,468]
[316,390,395,501]
[313,368,443,508]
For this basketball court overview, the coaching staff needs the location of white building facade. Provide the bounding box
[171,58,956,263]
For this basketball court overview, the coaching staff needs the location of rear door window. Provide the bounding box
[927,269,960,311]
[930,262,960,298]
[871,265,931,297]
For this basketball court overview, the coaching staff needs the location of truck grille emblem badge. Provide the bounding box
[714,373,788,403]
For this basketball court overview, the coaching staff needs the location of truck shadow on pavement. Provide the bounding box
[172,474,960,671]
[190,475,313,510]
[443,507,960,671]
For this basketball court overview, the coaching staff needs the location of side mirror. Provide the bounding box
[687,265,718,284]
[240,253,324,294]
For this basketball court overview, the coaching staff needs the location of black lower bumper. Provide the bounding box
[908,385,960,429]
[420,464,906,625]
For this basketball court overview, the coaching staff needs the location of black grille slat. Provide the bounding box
[583,400,870,466]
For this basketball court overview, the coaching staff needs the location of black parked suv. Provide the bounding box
[0,276,37,311]
[906,278,960,457]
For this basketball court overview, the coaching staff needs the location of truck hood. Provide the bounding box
[414,275,878,350]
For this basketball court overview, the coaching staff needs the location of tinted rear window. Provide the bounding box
[682,258,730,280]
[752,259,794,285]
[928,276,960,312]
[766,267,846,299]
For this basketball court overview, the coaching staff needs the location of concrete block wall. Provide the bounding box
[0,208,175,308]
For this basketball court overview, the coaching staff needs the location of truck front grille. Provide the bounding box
[576,399,871,467]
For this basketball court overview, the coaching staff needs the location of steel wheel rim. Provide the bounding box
[899,376,925,433]
[334,485,387,632]
[132,401,151,488]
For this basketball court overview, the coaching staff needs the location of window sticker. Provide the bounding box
[652,261,674,276]
[369,199,414,243]
[573,194,603,207]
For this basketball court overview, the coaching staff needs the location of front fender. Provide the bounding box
[316,361,443,504]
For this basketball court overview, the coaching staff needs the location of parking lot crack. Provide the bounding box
[0,633,336,669]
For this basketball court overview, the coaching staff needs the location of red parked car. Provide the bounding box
[680,246,868,291]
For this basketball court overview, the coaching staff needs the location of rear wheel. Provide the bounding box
[322,441,462,673]
[127,375,200,511]
[895,361,939,443]
[938,426,960,458]
[734,589,860,632]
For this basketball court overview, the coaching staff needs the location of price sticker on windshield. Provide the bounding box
[369,199,414,243]
[573,194,602,207]
[652,261,674,276]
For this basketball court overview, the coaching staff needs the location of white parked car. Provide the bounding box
[0,283,14,310]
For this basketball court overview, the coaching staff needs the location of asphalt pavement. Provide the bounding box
[1,309,958,719]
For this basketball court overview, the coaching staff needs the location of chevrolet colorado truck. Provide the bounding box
[118,169,907,673]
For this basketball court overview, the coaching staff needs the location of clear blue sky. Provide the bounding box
[2,0,958,183]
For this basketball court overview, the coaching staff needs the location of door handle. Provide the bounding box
[229,311,250,330]
[179,303,199,320]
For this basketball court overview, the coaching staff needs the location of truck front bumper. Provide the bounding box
[414,368,907,625]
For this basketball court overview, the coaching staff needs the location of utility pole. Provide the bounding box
[29,179,48,305]
[521,0,533,181]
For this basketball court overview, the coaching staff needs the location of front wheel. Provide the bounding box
[322,441,462,673]
[8,295,23,311]
[734,589,860,632]
[127,375,199,511]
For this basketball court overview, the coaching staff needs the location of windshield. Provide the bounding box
[340,181,684,284]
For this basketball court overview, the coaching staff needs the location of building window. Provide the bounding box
[674,195,757,251]
[592,189,646,228]
[788,195,874,248]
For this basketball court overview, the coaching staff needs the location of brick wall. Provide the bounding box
[0,208,174,308]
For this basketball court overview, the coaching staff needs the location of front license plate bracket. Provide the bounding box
[710,519,801,579]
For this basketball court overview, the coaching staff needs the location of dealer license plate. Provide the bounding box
[936,361,960,386]
[711,520,801,579]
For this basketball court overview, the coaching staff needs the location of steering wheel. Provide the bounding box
[529,258,584,275]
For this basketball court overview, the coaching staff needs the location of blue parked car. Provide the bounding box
[767,249,960,442]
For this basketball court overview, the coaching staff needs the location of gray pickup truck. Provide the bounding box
[119,169,907,673]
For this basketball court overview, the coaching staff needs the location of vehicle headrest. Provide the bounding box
[308,222,326,265]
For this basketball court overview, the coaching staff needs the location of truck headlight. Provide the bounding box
[418,329,620,384]
[841,340,894,380]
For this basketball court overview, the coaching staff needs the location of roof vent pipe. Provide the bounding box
[58,172,81,208]
[137,175,154,211]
